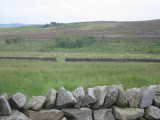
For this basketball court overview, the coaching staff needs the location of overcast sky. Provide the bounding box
[0,0,160,24]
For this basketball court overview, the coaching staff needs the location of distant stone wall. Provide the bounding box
[0,85,160,120]
[0,57,57,61]
[0,57,160,63]
[65,58,160,63]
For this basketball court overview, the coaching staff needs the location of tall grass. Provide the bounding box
[0,60,159,97]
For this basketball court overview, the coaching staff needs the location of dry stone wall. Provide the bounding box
[0,57,160,63]
[0,85,160,120]
[0,57,57,61]
[65,58,160,63]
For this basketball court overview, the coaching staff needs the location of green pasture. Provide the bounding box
[0,60,159,97]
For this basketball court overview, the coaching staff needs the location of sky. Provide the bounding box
[0,0,160,24]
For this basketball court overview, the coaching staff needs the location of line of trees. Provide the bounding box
[55,36,97,48]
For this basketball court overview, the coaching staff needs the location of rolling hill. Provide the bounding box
[0,20,160,41]
[0,20,160,53]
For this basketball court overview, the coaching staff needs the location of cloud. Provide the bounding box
[0,0,160,23]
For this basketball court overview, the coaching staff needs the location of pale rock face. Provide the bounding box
[94,109,115,120]
[92,86,108,108]
[154,95,160,107]
[60,117,68,120]
[62,107,92,120]
[0,110,30,120]
[103,85,118,108]
[56,87,77,108]
[25,109,64,120]
[24,96,47,111]
[9,92,27,109]
[144,106,160,120]
[139,85,157,108]
[112,106,144,120]
[116,85,128,107]
[125,88,142,108]
[1,93,9,100]
[0,97,12,116]
[82,88,97,106]
[72,86,85,108]
[154,85,160,107]
[43,88,57,109]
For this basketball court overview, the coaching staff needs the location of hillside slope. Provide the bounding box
[0,20,160,41]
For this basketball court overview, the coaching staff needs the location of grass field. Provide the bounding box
[0,20,160,98]
[0,60,160,97]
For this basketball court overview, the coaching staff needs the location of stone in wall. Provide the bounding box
[154,85,160,107]
[0,110,29,120]
[0,97,12,116]
[9,92,27,109]
[72,86,85,108]
[56,87,77,108]
[63,107,92,120]
[144,106,160,119]
[43,88,57,109]
[139,85,157,108]
[92,86,108,109]
[112,106,144,120]
[82,88,97,106]
[93,109,115,120]
[1,93,9,100]
[25,109,63,120]
[125,88,142,108]
[24,96,47,111]
[103,85,118,108]
[60,117,68,120]
[116,85,128,107]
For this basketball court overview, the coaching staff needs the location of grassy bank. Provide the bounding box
[0,39,160,53]
[0,60,160,97]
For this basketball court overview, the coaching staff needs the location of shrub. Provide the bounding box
[76,38,83,47]
[5,39,11,44]
[55,36,97,48]
[102,35,106,41]
[5,37,24,44]
[11,37,24,44]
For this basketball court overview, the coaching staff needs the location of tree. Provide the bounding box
[5,39,11,44]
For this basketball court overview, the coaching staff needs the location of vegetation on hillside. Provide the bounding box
[0,20,159,53]
[55,36,97,48]
[0,37,160,53]
[0,20,160,41]
[5,37,24,44]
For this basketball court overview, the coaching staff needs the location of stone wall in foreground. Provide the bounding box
[0,85,160,120]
